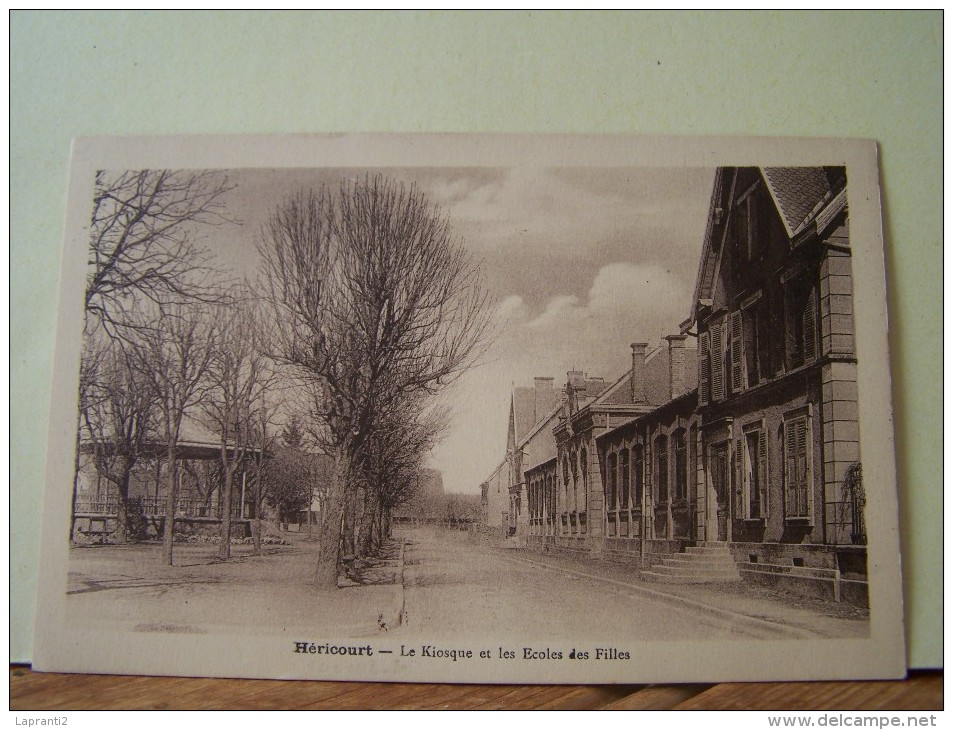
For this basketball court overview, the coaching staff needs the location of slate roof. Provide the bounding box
[762,167,841,237]
[688,166,847,327]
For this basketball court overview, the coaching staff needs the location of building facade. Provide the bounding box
[683,166,865,602]
[541,338,698,555]
[482,166,866,605]
[595,387,700,564]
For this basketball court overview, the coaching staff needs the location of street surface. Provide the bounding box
[63,527,868,642]
[397,527,868,642]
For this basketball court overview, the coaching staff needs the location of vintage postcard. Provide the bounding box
[33,134,905,683]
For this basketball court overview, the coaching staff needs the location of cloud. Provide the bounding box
[494,294,529,323]
[429,261,695,493]
[512,262,690,359]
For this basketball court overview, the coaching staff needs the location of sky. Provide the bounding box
[198,166,715,495]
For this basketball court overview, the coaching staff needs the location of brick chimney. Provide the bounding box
[630,343,648,403]
[533,376,554,421]
[666,334,689,400]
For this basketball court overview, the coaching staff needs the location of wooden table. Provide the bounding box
[9,666,942,710]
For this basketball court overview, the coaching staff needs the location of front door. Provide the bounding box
[709,442,730,542]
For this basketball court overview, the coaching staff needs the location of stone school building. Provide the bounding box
[480,166,867,605]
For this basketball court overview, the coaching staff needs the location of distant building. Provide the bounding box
[547,338,697,554]
[72,415,263,541]
[480,378,560,536]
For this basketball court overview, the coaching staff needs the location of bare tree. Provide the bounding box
[78,336,157,542]
[258,175,492,588]
[181,459,221,518]
[260,445,315,524]
[243,392,285,554]
[72,169,235,541]
[127,304,214,565]
[85,169,233,335]
[200,298,274,559]
[357,401,449,557]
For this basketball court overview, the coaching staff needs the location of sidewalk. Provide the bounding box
[480,542,869,640]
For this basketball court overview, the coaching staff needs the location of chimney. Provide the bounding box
[533,376,554,420]
[567,370,586,391]
[630,343,648,403]
[666,334,689,400]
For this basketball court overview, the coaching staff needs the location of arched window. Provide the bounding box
[674,429,688,501]
[547,474,554,521]
[579,448,588,511]
[620,448,630,508]
[606,452,617,511]
[633,444,644,507]
[562,455,571,511]
[655,435,669,503]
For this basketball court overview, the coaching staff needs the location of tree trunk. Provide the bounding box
[314,444,348,589]
[114,463,133,544]
[162,446,177,566]
[253,470,262,555]
[342,485,358,558]
[357,487,379,558]
[219,467,235,560]
[307,487,313,537]
[375,503,385,548]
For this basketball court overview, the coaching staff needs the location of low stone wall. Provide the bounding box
[526,535,557,551]
[731,542,868,608]
[554,535,589,554]
[518,531,869,609]
[172,517,251,539]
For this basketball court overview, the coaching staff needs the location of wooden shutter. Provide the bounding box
[784,416,810,518]
[784,421,796,518]
[734,437,744,517]
[730,310,744,393]
[757,429,768,519]
[795,417,809,518]
[711,320,725,402]
[699,330,710,406]
[803,286,818,363]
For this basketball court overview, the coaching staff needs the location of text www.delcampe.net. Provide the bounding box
[768,716,938,728]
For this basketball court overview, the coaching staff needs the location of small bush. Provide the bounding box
[125,498,149,542]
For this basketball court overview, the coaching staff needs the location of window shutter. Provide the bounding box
[796,417,809,518]
[784,421,797,518]
[734,437,744,517]
[803,286,818,363]
[699,331,710,406]
[758,429,768,519]
[730,310,744,393]
[711,321,725,401]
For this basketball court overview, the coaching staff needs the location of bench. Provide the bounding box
[78,518,111,544]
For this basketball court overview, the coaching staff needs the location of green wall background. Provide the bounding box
[10,10,941,667]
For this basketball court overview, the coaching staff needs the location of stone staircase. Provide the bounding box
[640,542,742,584]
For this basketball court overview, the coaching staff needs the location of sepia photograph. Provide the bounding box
[33,135,904,684]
